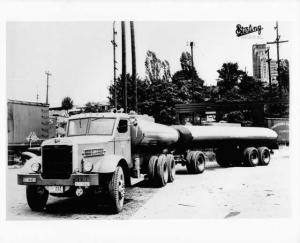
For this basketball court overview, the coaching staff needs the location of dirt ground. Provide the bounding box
[6,146,290,220]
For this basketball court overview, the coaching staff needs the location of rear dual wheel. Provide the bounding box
[243,147,259,167]
[258,147,271,166]
[148,154,175,187]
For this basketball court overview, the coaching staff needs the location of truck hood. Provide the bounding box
[42,136,114,146]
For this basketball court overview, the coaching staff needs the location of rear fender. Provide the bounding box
[92,155,128,173]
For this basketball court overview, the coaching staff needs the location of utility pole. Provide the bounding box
[111,21,118,108]
[36,86,39,103]
[265,48,272,95]
[121,21,127,113]
[45,71,51,105]
[267,21,288,98]
[130,21,137,113]
[190,41,195,103]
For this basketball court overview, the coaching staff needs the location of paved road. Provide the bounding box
[6,146,290,220]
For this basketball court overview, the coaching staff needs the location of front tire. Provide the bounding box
[108,166,125,213]
[26,185,49,211]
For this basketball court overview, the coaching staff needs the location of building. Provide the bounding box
[252,44,268,82]
[268,59,278,84]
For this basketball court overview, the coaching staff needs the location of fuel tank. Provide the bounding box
[130,118,179,147]
[173,125,278,149]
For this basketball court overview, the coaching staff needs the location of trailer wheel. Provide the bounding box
[166,154,176,182]
[215,150,230,168]
[243,147,259,167]
[155,154,168,187]
[26,185,49,211]
[258,147,271,166]
[186,151,194,174]
[108,166,125,213]
[148,155,158,181]
[190,151,205,174]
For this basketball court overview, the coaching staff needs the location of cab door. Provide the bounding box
[114,119,132,168]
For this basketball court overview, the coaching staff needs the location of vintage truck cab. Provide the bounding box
[18,112,134,213]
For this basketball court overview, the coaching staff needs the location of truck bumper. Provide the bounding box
[17,173,100,186]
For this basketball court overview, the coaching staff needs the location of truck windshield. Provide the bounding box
[68,118,89,136]
[68,117,116,136]
[88,118,115,135]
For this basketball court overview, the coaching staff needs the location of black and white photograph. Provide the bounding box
[1,1,300,243]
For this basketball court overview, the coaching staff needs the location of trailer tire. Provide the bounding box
[155,154,168,187]
[258,147,271,166]
[243,147,259,167]
[26,185,49,211]
[186,151,194,174]
[148,155,158,181]
[166,154,176,182]
[190,151,206,174]
[108,166,125,213]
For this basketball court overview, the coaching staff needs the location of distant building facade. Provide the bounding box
[252,44,268,82]
[269,59,278,84]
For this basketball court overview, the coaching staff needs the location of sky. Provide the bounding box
[6,21,292,107]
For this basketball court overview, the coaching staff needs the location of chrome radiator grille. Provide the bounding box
[42,145,72,179]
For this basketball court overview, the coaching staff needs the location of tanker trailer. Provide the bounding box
[172,125,278,172]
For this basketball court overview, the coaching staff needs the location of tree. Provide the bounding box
[279,59,289,93]
[217,62,245,94]
[61,96,73,115]
[145,51,171,82]
[238,75,264,101]
[172,52,204,103]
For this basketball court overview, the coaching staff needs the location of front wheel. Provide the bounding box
[108,166,125,213]
[26,185,49,211]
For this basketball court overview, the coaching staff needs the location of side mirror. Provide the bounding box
[117,120,128,133]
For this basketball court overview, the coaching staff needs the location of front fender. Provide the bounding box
[20,156,42,174]
[92,155,128,173]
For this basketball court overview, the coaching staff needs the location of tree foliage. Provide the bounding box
[108,52,289,125]
[61,97,73,111]
[217,62,245,94]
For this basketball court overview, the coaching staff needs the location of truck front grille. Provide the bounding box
[42,145,72,179]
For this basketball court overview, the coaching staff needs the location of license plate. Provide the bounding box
[75,181,90,187]
[47,186,64,193]
[23,177,36,183]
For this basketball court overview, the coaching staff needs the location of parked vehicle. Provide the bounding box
[8,100,55,164]
[17,111,278,213]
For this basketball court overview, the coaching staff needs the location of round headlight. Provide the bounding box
[83,161,93,173]
[31,162,41,173]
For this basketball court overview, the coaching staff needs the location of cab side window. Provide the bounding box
[117,119,128,133]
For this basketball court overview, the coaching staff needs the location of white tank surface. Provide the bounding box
[130,118,179,146]
[185,125,278,142]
